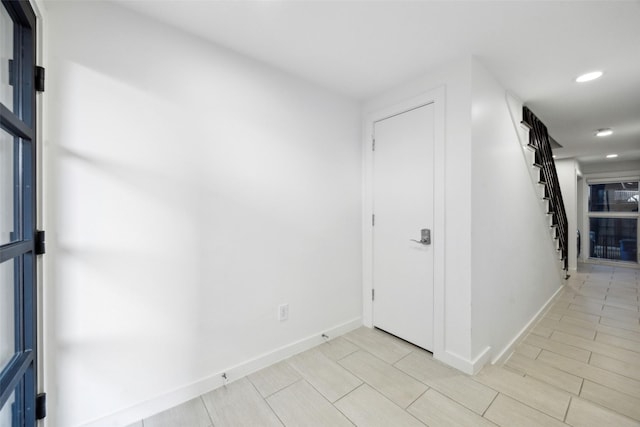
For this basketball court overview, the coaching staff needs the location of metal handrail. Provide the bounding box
[522,107,569,272]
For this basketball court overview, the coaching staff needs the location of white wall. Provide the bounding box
[581,160,640,175]
[469,60,563,363]
[45,2,362,426]
[556,159,579,271]
[363,58,475,369]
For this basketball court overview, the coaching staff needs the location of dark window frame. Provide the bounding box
[0,0,39,425]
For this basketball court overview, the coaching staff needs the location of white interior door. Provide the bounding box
[373,103,435,351]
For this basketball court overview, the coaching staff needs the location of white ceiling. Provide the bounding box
[119,0,640,167]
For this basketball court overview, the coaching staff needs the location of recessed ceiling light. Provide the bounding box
[606,154,618,158]
[576,71,603,83]
[596,128,613,137]
[552,155,557,159]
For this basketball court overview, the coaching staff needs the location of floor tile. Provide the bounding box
[596,332,640,353]
[407,389,496,427]
[287,348,362,402]
[124,422,142,427]
[576,288,607,299]
[595,324,640,343]
[599,316,640,333]
[556,308,601,324]
[515,343,541,360]
[539,318,596,340]
[335,384,425,427]
[338,350,427,408]
[610,279,639,288]
[550,330,640,365]
[602,305,640,321]
[552,301,572,310]
[607,295,639,305]
[483,394,568,427]
[531,324,554,338]
[560,315,599,331]
[524,334,591,363]
[546,311,564,321]
[573,295,605,307]
[201,377,282,426]
[342,327,414,364]
[474,366,571,420]
[395,352,497,414]
[606,288,639,299]
[505,352,582,394]
[143,397,211,427]
[589,352,640,381]
[317,336,359,361]
[569,301,604,315]
[604,296,639,311]
[266,380,353,427]
[502,365,526,377]
[580,380,640,421]
[565,396,640,427]
[248,361,301,398]
[538,350,640,400]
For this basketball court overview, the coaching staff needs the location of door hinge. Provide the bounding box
[372,214,375,226]
[36,393,46,420]
[35,66,45,92]
[8,59,14,86]
[372,137,376,151]
[372,289,375,301]
[35,230,45,255]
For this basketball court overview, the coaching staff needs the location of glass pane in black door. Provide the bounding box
[0,5,14,111]
[1,128,20,245]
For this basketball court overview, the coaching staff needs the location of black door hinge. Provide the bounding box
[36,393,46,420]
[35,230,45,255]
[35,66,45,92]
[8,59,14,86]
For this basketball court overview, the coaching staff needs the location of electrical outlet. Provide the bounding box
[278,304,289,321]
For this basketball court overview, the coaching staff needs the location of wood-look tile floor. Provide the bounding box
[131,263,640,427]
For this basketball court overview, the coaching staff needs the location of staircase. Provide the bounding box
[521,106,569,275]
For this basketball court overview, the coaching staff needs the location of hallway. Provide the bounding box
[131,264,640,426]
[501,263,640,425]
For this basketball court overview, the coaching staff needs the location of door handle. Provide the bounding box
[410,229,431,245]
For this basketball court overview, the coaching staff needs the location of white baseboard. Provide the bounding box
[470,346,493,374]
[491,285,564,366]
[434,346,491,375]
[437,283,564,375]
[81,317,362,427]
[435,350,471,375]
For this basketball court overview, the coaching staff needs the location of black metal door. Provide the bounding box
[0,1,39,425]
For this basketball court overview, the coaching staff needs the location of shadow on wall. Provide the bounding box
[46,2,363,423]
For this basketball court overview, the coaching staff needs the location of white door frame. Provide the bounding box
[362,86,446,359]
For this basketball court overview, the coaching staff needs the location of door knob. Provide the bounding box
[410,229,431,245]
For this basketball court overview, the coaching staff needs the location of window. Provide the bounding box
[587,179,639,263]
[588,181,639,212]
